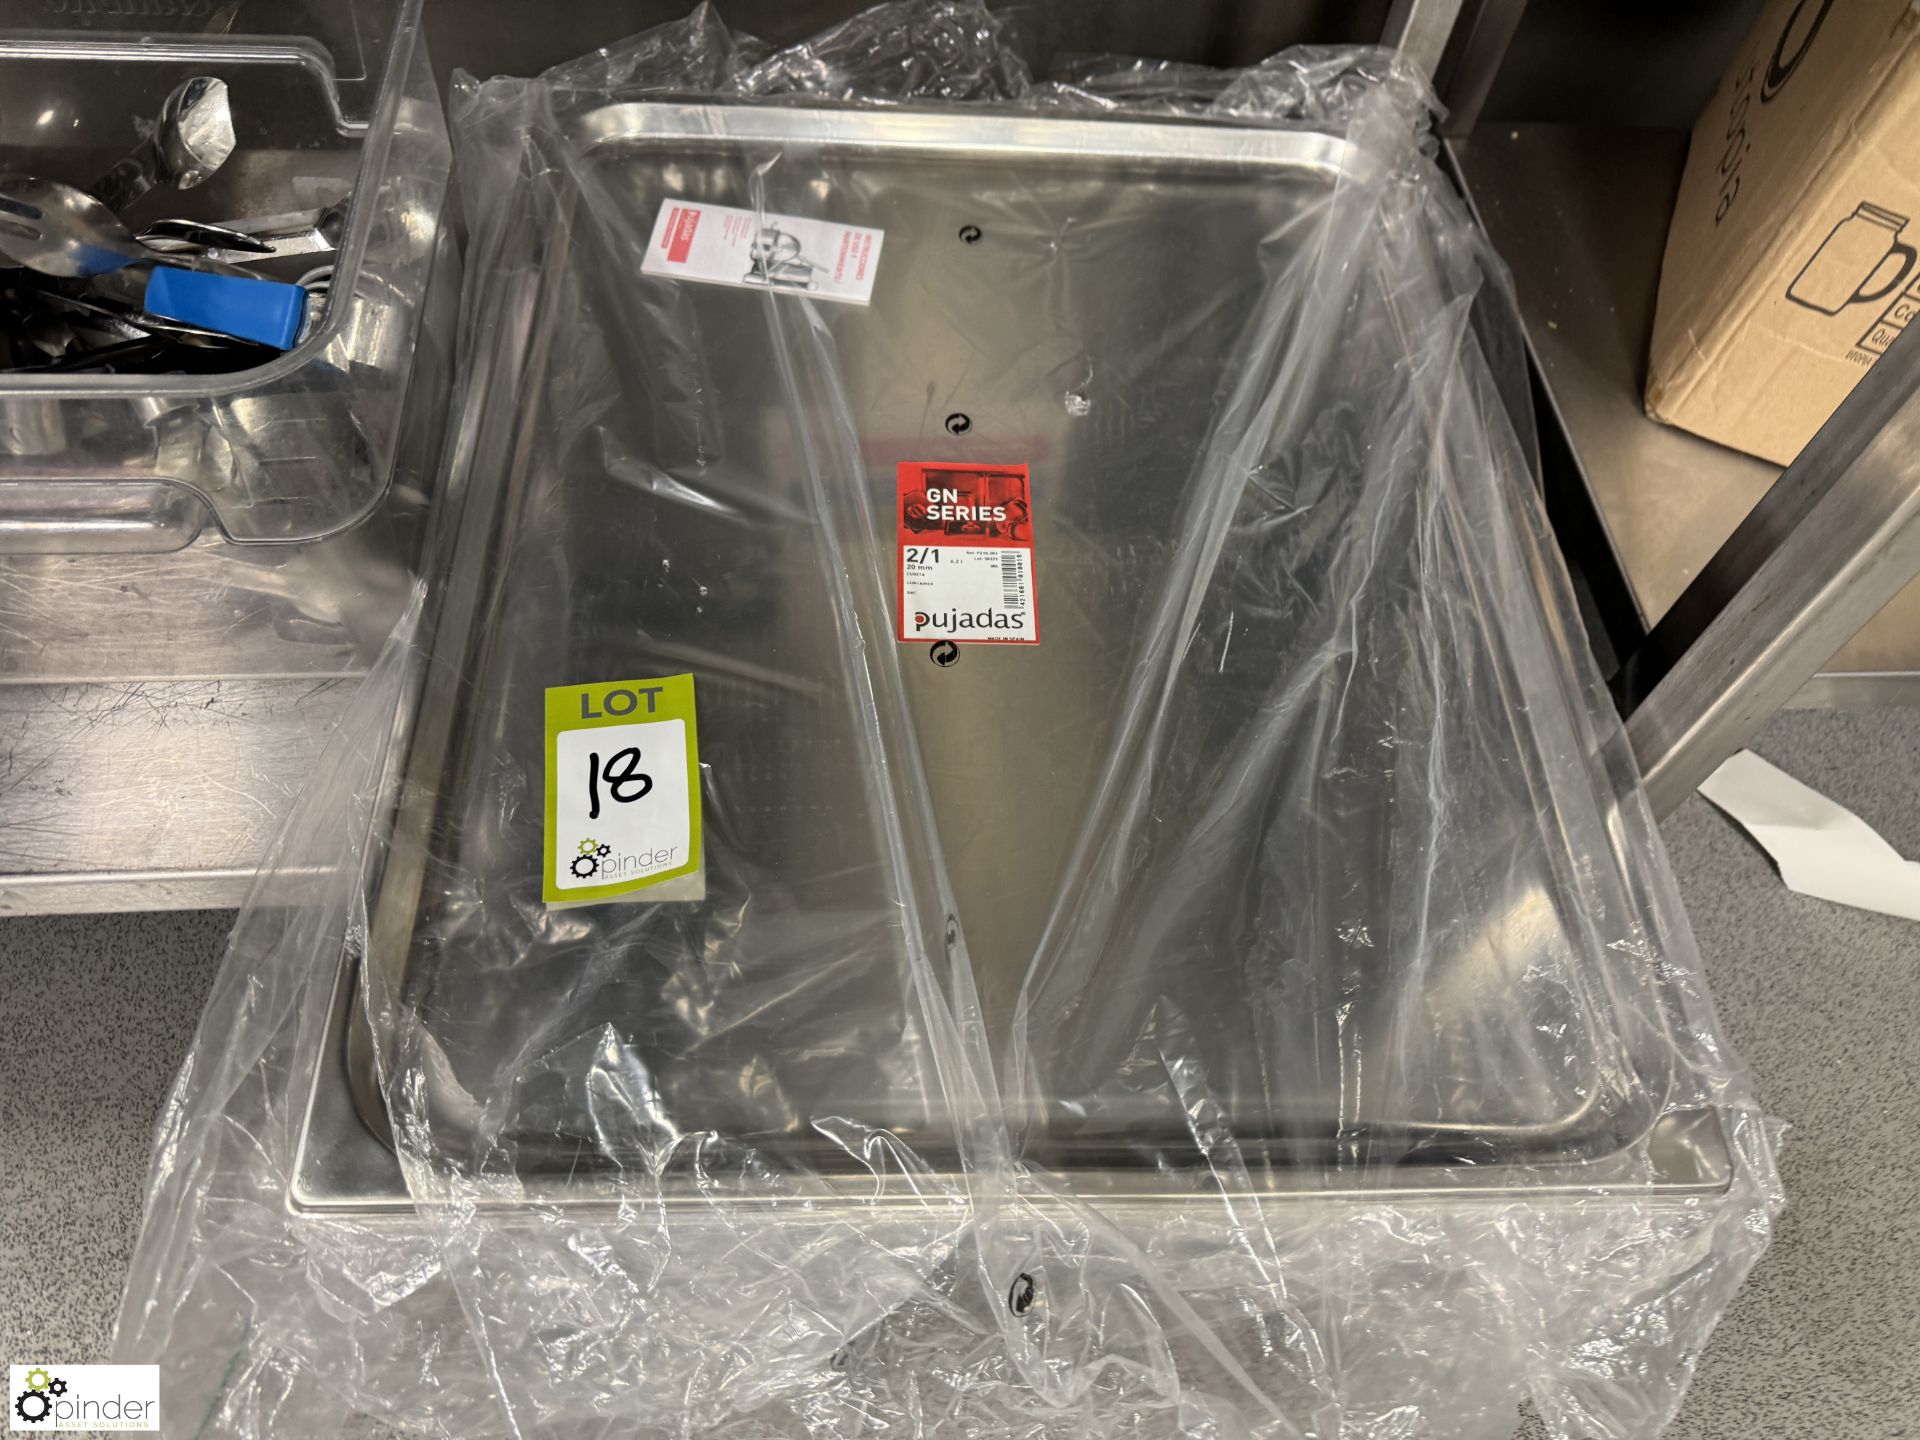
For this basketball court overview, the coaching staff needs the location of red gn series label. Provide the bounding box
[895,461,1037,644]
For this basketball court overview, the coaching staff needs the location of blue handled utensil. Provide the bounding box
[143,266,307,350]
[0,174,308,352]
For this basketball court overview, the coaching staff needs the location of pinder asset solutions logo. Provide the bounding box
[10,1365,159,1431]
[570,836,614,880]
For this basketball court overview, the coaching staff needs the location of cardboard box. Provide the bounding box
[1648,0,1920,466]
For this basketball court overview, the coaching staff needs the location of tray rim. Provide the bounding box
[568,97,1368,178]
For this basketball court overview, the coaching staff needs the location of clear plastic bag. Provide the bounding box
[116,6,1781,1437]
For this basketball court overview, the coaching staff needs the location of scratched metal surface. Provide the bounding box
[0,523,418,684]
[0,482,429,911]
[0,675,361,914]
[0,462,427,912]
[0,448,430,913]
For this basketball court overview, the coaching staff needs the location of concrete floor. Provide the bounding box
[3,707,1917,1437]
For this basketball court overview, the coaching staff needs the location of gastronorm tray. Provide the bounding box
[294,101,1730,1215]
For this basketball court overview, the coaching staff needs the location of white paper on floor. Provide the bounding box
[1698,749,1920,923]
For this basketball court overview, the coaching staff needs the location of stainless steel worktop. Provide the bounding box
[0,677,357,913]
[0,429,423,913]
[0,532,415,914]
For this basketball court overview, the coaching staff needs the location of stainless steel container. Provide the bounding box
[294,102,1732,1215]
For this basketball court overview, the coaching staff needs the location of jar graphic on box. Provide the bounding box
[1787,201,1916,314]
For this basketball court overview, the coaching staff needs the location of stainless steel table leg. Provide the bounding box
[1620,323,1920,815]
[1384,1,1530,138]
[1434,0,1529,136]
[1382,0,1466,80]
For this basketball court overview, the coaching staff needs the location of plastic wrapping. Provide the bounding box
[116,6,1782,1438]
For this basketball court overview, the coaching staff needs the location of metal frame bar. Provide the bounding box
[1381,0,1465,80]
[1384,0,1530,136]
[1391,0,1920,811]
[1619,321,1920,815]
[1432,0,1529,136]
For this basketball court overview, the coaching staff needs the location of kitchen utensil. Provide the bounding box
[137,219,275,255]
[143,265,306,349]
[78,260,307,347]
[0,7,448,549]
[0,249,306,371]
[0,174,152,276]
[138,201,349,268]
[16,309,75,359]
[92,76,235,213]
[232,199,351,258]
[12,334,172,373]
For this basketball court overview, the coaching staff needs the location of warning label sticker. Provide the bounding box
[896,462,1037,644]
[640,201,883,306]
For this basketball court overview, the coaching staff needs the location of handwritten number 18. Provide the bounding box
[587,747,652,820]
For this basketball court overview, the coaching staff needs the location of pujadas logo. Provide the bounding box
[912,608,1027,633]
[9,1365,159,1431]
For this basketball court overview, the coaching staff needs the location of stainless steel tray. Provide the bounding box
[294,102,1731,1215]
